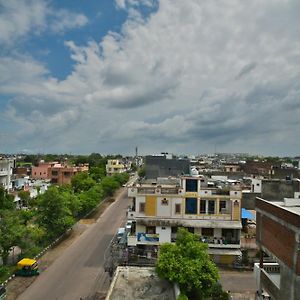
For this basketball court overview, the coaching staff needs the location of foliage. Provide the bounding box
[101,177,120,197]
[178,293,189,300]
[89,166,106,182]
[211,283,229,300]
[0,186,15,210]
[36,186,75,239]
[138,167,146,178]
[0,210,26,264]
[156,228,219,298]
[71,172,96,193]
[18,190,31,207]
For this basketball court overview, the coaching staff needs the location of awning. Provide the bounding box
[208,249,242,256]
[136,218,242,229]
[242,208,255,220]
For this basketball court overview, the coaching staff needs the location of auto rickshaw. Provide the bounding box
[16,258,39,276]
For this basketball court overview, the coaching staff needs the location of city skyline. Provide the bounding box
[1,0,300,156]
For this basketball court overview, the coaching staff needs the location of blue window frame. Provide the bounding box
[185,198,197,214]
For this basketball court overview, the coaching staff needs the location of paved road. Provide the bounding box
[18,188,129,300]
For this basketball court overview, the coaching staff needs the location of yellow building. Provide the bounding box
[127,176,242,265]
[106,159,127,176]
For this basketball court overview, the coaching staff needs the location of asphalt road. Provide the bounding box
[18,188,129,300]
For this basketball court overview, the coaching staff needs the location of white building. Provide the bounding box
[106,159,127,176]
[127,176,242,265]
[0,157,15,190]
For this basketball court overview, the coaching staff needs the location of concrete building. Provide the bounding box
[127,176,242,265]
[31,161,57,180]
[254,197,300,300]
[145,154,190,179]
[0,157,15,190]
[106,159,127,176]
[50,164,89,185]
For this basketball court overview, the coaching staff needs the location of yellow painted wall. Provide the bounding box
[220,255,234,264]
[145,196,157,216]
[232,200,240,220]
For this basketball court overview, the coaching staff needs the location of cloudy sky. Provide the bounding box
[0,0,300,156]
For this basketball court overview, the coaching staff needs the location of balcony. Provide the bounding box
[0,170,8,176]
[254,263,280,298]
[201,237,240,248]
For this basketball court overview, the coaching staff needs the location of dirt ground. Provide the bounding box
[5,194,119,300]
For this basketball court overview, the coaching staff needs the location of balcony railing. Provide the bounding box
[200,237,240,245]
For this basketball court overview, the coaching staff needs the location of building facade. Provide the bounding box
[50,164,89,185]
[106,159,127,176]
[127,176,242,265]
[254,197,300,300]
[0,157,15,190]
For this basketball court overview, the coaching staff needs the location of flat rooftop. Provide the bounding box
[105,267,175,300]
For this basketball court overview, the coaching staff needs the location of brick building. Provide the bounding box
[254,197,300,299]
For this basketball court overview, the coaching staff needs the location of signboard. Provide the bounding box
[137,233,159,242]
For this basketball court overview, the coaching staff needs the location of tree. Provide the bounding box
[156,228,219,299]
[0,186,15,210]
[36,187,75,239]
[138,167,146,178]
[89,166,106,182]
[0,210,25,264]
[71,172,96,193]
[100,177,119,197]
[18,190,30,207]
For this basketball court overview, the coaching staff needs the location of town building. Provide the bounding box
[144,154,190,179]
[106,159,127,176]
[254,197,300,300]
[31,161,57,180]
[0,157,15,190]
[127,176,242,265]
[50,163,89,185]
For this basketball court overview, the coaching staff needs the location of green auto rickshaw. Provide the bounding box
[16,258,39,276]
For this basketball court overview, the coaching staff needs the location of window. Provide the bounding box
[171,227,178,233]
[175,204,181,214]
[200,200,206,214]
[64,172,70,177]
[208,200,215,214]
[52,170,58,176]
[139,202,145,213]
[185,198,197,214]
[186,179,198,192]
[161,198,168,205]
[146,226,156,234]
[219,200,227,213]
[202,228,214,236]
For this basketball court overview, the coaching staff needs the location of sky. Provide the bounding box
[0,0,300,156]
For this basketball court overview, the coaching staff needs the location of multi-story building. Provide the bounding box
[106,159,127,176]
[254,197,300,300]
[50,164,89,185]
[145,154,190,179]
[127,176,242,265]
[0,157,15,190]
[31,162,57,180]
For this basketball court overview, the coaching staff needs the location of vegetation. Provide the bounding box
[156,228,223,299]
[0,165,129,283]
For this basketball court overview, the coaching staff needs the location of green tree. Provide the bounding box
[156,228,219,299]
[71,172,96,193]
[89,167,106,182]
[100,177,119,197]
[36,186,75,239]
[0,186,15,210]
[138,167,146,178]
[0,210,25,264]
[18,190,31,207]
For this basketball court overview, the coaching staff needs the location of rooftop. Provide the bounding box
[105,267,175,300]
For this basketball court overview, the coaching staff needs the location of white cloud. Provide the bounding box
[0,0,88,46]
[1,0,300,155]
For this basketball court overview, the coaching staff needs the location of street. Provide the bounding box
[17,188,129,300]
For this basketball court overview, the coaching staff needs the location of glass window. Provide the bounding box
[200,200,206,214]
[185,198,197,214]
[185,179,198,192]
[139,202,145,213]
[175,204,181,214]
[219,200,227,213]
[208,200,215,214]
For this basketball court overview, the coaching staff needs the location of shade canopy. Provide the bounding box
[242,208,255,220]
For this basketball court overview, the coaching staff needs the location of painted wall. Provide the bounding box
[157,226,171,243]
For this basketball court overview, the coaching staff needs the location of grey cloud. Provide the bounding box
[236,62,257,80]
